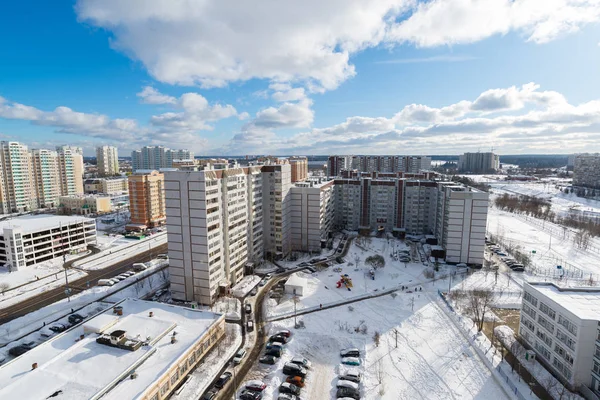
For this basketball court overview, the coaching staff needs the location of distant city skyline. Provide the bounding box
[1,1,600,156]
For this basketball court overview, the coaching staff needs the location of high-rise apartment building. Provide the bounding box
[262,163,292,259]
[164,165,264,305]
[56,146,84,196]
[327,155,431,177]
[458,152,500,173]
[289,156,308,183]
[520,282,600,394]
[0,141,37,213]
[573,154,600,189]
[56,145,84,174]
[96,146,119,176]
[127,170,166,229]
[31,149,61,208]
[131,146,194,172]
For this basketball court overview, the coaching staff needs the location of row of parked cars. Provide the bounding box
[486,241,525,272]
[337,348,362,400]
[98,264,147,287]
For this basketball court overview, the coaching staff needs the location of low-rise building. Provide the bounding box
[59,194,112,215]
[520,282,600,394]
[0,214,96,270]
[0,298,225,400]
[84,177,129,194]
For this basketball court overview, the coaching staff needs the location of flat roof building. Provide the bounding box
[0,214,96,270]
[0,298,225,400]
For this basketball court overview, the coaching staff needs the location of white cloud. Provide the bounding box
[245,99,314,130]
[374,55,478,64]
[76,0,600,91]
[136,86,177,104]
[387,0,600,47]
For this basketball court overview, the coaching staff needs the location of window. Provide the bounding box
[536,329,553,347]
[556,329,576,351]
[521,316,535,332]
[552,357,572,380]
[170,371,179,385]
[523,291,538,307]
[595,361,600,375]
[522,303,536,319]
[534,341,552,360]
[554,343,573,365]
[188,353,196,367]
[150,394,159,400]
[538,315,555,334]
[539,302,556,320]
[160,383,169,396]
[558,315,578,337]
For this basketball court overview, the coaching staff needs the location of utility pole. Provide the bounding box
[393,329,398,348]
[410,297,414,312]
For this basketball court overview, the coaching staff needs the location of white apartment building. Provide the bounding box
[290,178,335,252]
[164,165,264,305]
[31,149,62,209]
[435,183,488,265]
[520,282,600,395]
[573,154,600,189]
[0,141,37,213]
[56,146,84,196]
[131,146,194,172]
[458,152,500,173]
[262,164,292,259]
[0,214,96,270]
[96,146,119,176]
[327,155,432,177]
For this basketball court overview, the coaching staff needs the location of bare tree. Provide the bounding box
[0,282,9,295]
[365,255,385,270]
[467,289,495,332]
[541,375,579,400]
[376,359,386,396]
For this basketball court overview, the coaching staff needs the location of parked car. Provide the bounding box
[497,252,508,257]
[68,313,85,325]
[339,370,362,383]
[510,263,524,270]
[132,263,148,271]
[265,347,283,358]
[239,389,263,400]
[9,345,30,357]
[277,394,300,400]
[112,275,125,281]
[98,279,115,286]
[247,320,254,332]
[340,348,360,358]
[276,329,292,338]
[336,387,360,400]
[245,380,267,392]
[337,379,359,390]
[341,357,360,366]
[214,372,232,388]
[124,270,136,277]
[201,388,218,400]
[283,362,307,377]
[298,262,309,267]
[285,376,306,388]
[259,355,277,365]
[49,323,67,333]
[290,357,311,369]
[279,382,301,396]
[512,266,525,272]
[504,260,516,266]
[245,303,252,314]
[265,342,284,351]
[269,334,288,344]
[249,288,258,296]
[258,279,267,287]
[157,253,168,259]
[233,349,247,364]
[39,327,55,338]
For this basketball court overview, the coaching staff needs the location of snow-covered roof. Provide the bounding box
[285,273,307,288]
[0,214,95,235]
[526,282,600,320]
[0,298,223,400]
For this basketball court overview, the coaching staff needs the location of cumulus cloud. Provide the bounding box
[136,86,177,104]
[75,0,599,91]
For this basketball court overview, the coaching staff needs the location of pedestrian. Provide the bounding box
[320,303,322,309]
[71,308,74,313]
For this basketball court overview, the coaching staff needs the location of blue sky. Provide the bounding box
[1,0,599,156]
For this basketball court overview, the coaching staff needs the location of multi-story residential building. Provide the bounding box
[127,170,166,229]
[59,194,112,215]
[573,154,600,189]
[289,156,308,183]
[96,146,119,176]
[131,146,194,172]
[56,146,84,196]
[290,178,335,252]
[327,155,432,177]
[31,149,62,209]
[399,156,432,173]
[262,163,292,260]
[0,298,225,400]
[0,214,96,270]
[458,152,500,173]
[435,183,488,265]
[520,282,600,394]
[164,165,265,304]
[84,176,129,194]
[327,155,353,177]
[0,141,37,213]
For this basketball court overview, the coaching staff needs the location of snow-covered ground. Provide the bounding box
[231,275,261,298]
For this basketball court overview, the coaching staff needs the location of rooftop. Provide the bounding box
[0,298,223,400]
[0,214,95,235]
[527,282,600,320]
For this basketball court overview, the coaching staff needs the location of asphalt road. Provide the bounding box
[0,243,168,325]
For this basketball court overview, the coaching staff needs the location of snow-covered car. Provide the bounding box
[339,370,361,383]
[49,323,67,333]
[336,387,360,400]
[269,334,288,344]
[279,382,301,396]
[340,348,360,358]
[341,357,360,366]
[265,342,284,351]
[276,329,292,338]
[239,389,263,400]
[290,357,311,369]
[39,326,55,338]
[336,379,359,390]
[201,388,218,400]
[245,380,267,392]
[259,355,277,365]
[282,362,307,377]
[245,303,252,314]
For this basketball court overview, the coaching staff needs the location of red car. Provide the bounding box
[276,329,292,338]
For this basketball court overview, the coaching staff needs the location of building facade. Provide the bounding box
[128,170,166,229]
[96,146,119,176]
[131,146,194,172]
[0,215,96,270]
[327,155,431,177]
[262,164,292,259]
[458,152,500,173]
[520,282,600,394]
[59,195,112,215]
[573,154,600,189]
[31,149,62,209]
[289,156,308,183]
[0,141,37,213]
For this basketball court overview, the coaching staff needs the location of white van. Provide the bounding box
[98,279,115,286]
